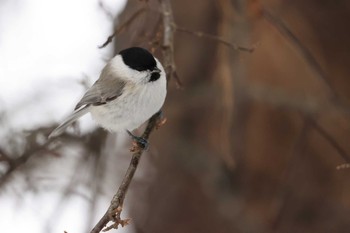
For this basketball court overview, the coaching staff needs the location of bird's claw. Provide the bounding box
[126,130,149,152]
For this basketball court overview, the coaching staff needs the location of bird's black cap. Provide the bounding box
[119,47,157,72]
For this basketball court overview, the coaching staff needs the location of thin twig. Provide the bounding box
[175,26,254,53]
[98,7,147,49]
[263,9,338,100]
[0,127,85,188]
[310,119,350,163]
[89,112,162,233]
[0,136,55,187]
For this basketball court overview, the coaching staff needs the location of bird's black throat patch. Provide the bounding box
[149,72,160,82]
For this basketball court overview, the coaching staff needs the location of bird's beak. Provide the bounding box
[152,67,161,73]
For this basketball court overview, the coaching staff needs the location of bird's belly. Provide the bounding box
[89,85,165,132]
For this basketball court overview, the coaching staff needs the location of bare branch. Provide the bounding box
[98,7,147,49]
[0,147,11,162]
[0,137,54,187]
[89,111,162,233]
[159,0,183,88]
[0,127,86,188]
[175,26,255,53]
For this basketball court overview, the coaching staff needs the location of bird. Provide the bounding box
[49,47,167,149]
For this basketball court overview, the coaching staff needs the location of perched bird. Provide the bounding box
[49,47,167,148]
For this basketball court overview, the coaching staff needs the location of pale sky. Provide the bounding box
[0,0,125,134]
[0,0,132,232]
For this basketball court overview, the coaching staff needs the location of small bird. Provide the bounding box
[49,47,167,148]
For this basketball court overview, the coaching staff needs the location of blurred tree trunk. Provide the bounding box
[113,0,350,232]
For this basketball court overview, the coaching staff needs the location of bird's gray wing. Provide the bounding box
[49,64,126,138]
[75,64,126,110]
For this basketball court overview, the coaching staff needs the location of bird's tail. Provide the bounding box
[48,106,90,138]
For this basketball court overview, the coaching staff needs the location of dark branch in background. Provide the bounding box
[0,127,85,188]
[263,9,339,100]
[98,7,147,48]
[0,128,54,188]
[89,112,162,233]
[0,148,11,162]
[309,119,350,163]
[261,10,350,170]
[84,132,109,233]
[229,0,251,166]
[175,26,255,53]
[271,118,310,230]
[244,83,350,167]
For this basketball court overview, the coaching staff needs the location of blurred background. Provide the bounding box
[1,0,350,233]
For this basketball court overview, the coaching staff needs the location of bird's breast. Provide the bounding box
[89,81,166,132]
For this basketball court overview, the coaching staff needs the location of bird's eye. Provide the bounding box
[149,72,160,82]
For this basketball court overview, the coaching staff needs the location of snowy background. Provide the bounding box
[0,0,132,232]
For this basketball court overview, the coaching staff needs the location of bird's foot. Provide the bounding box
[126,130,149,152]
